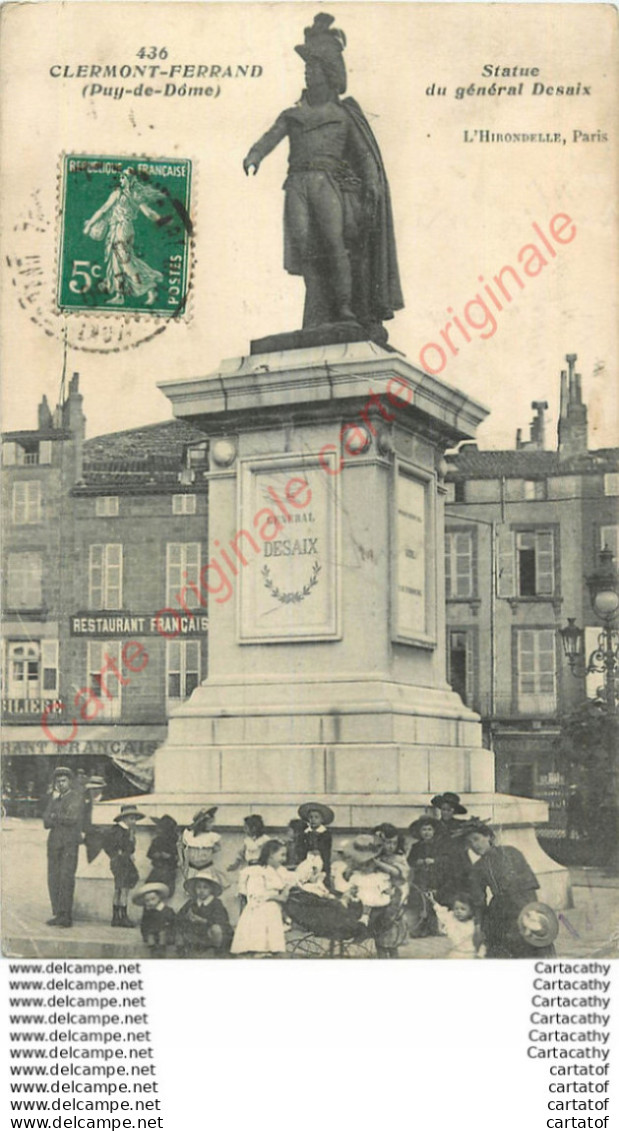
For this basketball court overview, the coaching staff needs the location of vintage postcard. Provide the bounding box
[1,2,617,964]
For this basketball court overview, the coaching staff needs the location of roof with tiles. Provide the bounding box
[80,419,208,489]
[448,446,619,481]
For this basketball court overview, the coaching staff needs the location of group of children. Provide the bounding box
[100,791,557,959]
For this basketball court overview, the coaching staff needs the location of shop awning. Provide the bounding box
[1,725,167,791]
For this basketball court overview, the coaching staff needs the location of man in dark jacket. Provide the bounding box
[43,767,84,927]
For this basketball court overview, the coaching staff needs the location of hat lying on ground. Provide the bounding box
[113,804,145,823]
[517,902,559,947]
[132,882,170,906]
[431,792,467,815]
[298,802,335,826]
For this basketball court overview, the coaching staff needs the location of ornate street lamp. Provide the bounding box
[558,618,584,672]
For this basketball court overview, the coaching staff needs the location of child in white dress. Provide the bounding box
[430,891,486,959]
[230,840,293,956]
[227,815,270,909]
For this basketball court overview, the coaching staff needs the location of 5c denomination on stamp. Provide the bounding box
[57,155,192,317]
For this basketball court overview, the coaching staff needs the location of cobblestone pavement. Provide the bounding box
[2,819,617,960]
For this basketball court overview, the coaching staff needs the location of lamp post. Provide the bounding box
[559,547,619,869]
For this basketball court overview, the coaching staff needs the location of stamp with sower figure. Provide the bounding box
[57,155,192,317]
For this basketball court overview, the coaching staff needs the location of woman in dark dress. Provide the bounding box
[465,823,555,958]
[431,792,473,905]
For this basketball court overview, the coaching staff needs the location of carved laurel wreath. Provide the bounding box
[261,560,321,605]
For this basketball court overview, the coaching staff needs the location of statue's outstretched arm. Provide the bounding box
[243,112,289,175]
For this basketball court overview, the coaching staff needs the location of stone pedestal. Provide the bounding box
[91,341,569,908]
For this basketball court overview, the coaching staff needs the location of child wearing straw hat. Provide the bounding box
[103,804,145,927]
[176,871,233,957]
[297,802,334,882]
[132,882,176,957]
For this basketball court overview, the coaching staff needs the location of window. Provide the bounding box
[3,441,51,466]
[12,481,42,524]
[88,544,123,609]
[524,480,546,500]
[166,641,201,701]
[166,543,201,607]
[498,528,555,597]
[604,473,619,496]
[87,641,122,719]
[600,525,619,559]
[7,552,43,608]
[187,443,208,467]
[4,640,58,701]
[41,640,60,695]
[447,630,472,706]
[95,496,119,517]
[172,494,196,516]
[516,629,556,714]
[445,531,474,598]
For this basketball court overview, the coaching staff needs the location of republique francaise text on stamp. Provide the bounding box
[57,155,192,317]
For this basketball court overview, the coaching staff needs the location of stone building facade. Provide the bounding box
[444,355,618,825]
[1,375,209,809]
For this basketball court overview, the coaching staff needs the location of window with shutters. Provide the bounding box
[497,528,555,598]
[88,544,123,609]
[95,496,119,517]
[4,640,58,702]
[445,531,474,598]
[166,543,201,607]
[172,494,197,515]
[12,481,42,524]
[524,480,546,500]
[7,552,43,608]
[87,641,122,719]
[516,629,557,714]
[166,640,201,701]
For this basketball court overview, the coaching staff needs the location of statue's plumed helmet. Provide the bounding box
[295,13,347,95]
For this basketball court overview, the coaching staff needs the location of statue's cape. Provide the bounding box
[342,96,405,320]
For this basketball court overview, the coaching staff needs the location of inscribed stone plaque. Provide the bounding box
[393,465,434,645]
[238,453,340,642]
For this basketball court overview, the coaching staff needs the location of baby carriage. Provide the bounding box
[284,889,375,958]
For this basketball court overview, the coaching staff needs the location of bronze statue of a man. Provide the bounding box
[243,13,404,342]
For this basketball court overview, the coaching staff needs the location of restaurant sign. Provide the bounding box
[70,612,208,637]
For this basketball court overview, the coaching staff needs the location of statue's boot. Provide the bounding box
[331,253,357,323]
[302,260,331,328]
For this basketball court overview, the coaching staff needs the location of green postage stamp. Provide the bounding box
[57,155,192,316]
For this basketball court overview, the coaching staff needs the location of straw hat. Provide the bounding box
[132,882,170,906]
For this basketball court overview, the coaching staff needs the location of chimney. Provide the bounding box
[558,353,588,456]
[61,372,86,482]
[37,395,53,431]
[530,401,549,450]
[516,427,523,448]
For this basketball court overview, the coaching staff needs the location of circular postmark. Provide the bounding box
[7,154,195,354]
